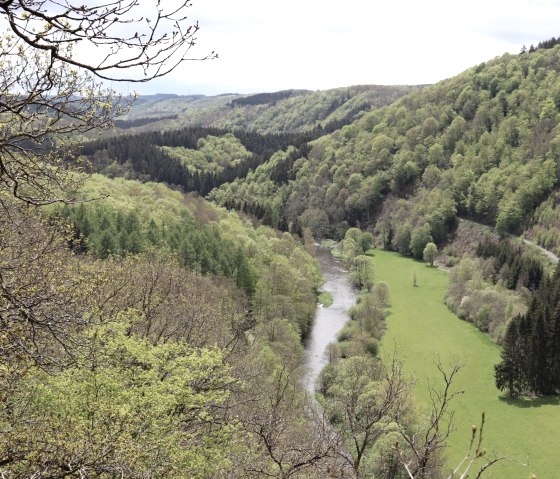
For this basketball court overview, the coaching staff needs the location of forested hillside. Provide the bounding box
[5,0,560,474]
[81,44,560,356]
[210,45,560,254]
[4,170,365,476]
[0,3,358,476]
[117,85,418,133]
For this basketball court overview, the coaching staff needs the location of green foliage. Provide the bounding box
[375,249,555,477]
[410,223,432,259]
[476,237,545,291]
[126,85,415,133]
[161,133,251,174]
[526,191,560,256]
[318,291,334,307]
[322,355,410,476]
[495,265,560,396]
[351,254,374,290]
[208,46,560,257]
[2,177,328,477]
[445,257,528,342]
[359,231,374,253]
[53,175,320,315]
[58,197,238,277]
[6,313,237,478]
[423,242,438,266]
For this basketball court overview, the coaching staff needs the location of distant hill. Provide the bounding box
[117,84,419,133]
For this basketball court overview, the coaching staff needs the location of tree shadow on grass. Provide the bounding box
[498,394,560,408]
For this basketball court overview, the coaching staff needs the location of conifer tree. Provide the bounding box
[496,264,560,396]
[495,314,525,397]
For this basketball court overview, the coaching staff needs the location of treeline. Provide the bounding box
[81,126,313,195]
[496,264,560,396]
[524,35,560,53]
[114,114,179,129]
[229,89,308,107]
[476,237,545,291]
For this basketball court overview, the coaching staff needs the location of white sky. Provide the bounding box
[128,0,560,95]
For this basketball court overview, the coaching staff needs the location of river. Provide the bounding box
[304,248,358,392]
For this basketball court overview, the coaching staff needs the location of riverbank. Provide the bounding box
[304,248,357,391]
[373,249,559,478]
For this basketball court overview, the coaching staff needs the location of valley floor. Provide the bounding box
[374,249,560,478]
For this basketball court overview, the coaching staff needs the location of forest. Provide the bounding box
[1,1,560,476]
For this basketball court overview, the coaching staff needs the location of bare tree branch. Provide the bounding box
[0,1,214,205]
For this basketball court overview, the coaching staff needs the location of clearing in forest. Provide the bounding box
[374,249,560,478]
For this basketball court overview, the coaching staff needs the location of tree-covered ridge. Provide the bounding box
[161,133,252,175]
[81,125,311,195]
[211,45,560,252]
[80,86,419,202]
[118,84,418,134]
[229,89,309,107]
[52,174,321,316]
[5,167,358,475]
[217,85,420,133]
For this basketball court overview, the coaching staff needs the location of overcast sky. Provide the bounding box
[128,0,560,96]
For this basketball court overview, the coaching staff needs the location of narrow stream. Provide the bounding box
[304,248,358,391]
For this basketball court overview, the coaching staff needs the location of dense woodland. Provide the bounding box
[496,264,560,396]
[116,85,417,134]
[81,36,560,409]
[4,5,560,474]
[206,45,560,248]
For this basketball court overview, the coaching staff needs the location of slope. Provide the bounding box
[115,85,418,133]
[210,45,560,251]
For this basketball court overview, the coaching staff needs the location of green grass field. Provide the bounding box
[372,249,560,479]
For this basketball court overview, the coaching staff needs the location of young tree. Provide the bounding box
[325,355,411,475]
[423,242,438,266]
[351,255,374,291]
[399,363,507,479]
[372,281,391,307]
[359,231,374,253]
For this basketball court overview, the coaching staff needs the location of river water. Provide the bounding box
[303,248,358,392]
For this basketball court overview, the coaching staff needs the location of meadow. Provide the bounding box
[373,249,560,478]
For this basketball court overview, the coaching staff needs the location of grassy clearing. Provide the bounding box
[372,249,560,478]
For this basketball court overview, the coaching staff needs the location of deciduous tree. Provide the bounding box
[423,242,438,266]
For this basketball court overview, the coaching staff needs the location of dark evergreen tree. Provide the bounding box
[496,263,560,396]
[97,230,116,259]
[290,217,304,239]
[278,216,289,232]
